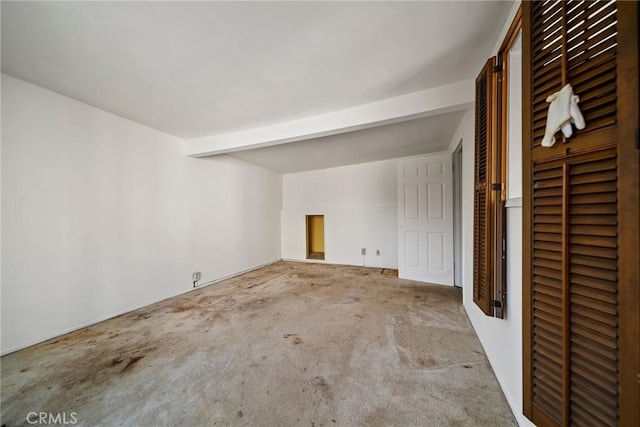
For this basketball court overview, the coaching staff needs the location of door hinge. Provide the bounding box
[635,128,639,150]
[492,64,503,73]
[490,300,503,308]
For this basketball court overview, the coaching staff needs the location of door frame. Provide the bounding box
[616,2,639,422]
[452,142,463,287]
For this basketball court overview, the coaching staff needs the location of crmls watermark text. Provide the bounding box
[26,412,78,425]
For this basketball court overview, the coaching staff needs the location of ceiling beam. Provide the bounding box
[185,79,474,157]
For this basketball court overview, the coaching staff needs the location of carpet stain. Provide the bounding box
[171,305,198,313]
[417,355,437,367]
[121,356,144,373]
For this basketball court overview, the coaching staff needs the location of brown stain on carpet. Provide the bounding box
[121,356,145,373]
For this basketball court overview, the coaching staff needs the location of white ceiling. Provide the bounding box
[1,1,512,140]
[230,110,465,173]
[2,1,511,174]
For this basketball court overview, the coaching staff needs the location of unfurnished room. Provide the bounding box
[1,1,638,426]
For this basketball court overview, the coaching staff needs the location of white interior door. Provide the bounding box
[398,153,454,285]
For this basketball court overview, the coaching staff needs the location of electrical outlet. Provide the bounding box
[376,250,380,256]
[361,248,366,255]
[192,272,201,282]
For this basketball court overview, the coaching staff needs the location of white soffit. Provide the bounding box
[185,79,473,157]
[229,110,466,174]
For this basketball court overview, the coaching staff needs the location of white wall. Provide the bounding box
[1,74,282,354]
[507,33,523,201]
[455,2,535,426]
[454,106,530,427]
[282,160,397,268]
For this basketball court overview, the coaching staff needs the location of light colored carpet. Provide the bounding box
[1,261,516,426]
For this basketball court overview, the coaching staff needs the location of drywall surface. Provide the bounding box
[282,160,397,268]
[454,107,528,426]
[1,74,282,354]
[507,33,523,201]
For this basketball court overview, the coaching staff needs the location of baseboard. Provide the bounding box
[282,257,328,264]
[193,259,281,288]
[1,258,282,356]
[397,273,454,287]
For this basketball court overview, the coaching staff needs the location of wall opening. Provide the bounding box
[306,215,325,260]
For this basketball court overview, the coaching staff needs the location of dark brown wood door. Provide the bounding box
[474,57,495,316]
[523,1,639,426]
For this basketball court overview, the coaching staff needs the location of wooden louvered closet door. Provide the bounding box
[523,1,639,426]
[474,57,495,316]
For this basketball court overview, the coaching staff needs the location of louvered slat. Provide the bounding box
[567,0,618,137]
[531,161,563,424]
[531,0,563,147]
[530,150,620,426]
[568,150,618,426]
[531,0,618,149]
